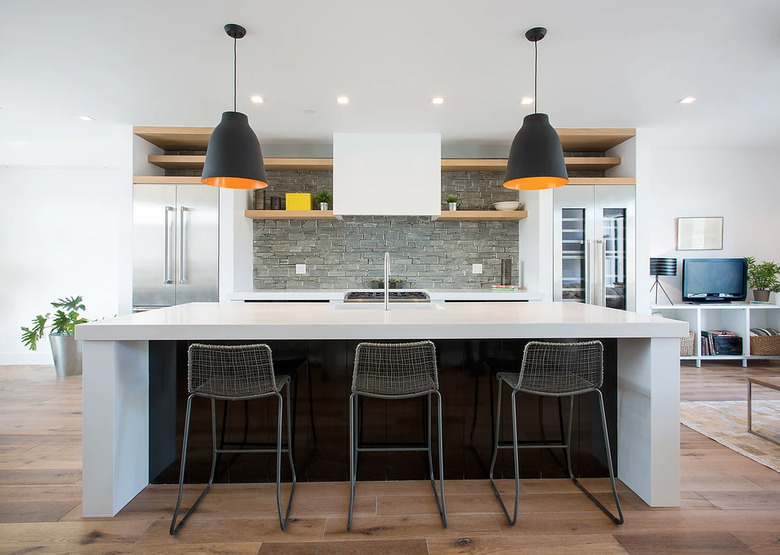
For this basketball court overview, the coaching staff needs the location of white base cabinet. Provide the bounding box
[652,303,780,367]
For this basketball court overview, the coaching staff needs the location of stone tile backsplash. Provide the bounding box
[253,170,520,289]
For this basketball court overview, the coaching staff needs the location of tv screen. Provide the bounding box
[682,258,748,303]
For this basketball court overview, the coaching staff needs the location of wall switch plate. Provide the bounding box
[295,264,306,275]
[472,263,483,274]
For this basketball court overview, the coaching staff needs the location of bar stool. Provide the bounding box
[348,340,447,530]
[488,340,624,525]
[170,343,297,535]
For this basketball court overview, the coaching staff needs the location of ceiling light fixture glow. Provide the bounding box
[201,23,267,190]
[520,97,534,105]
[503,27,568,191]
[431,97,444,105]
[77,115,95,121]
[250,95,264,104]
[337,96,350,105]
[678,96,697,104]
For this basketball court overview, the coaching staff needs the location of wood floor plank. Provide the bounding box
[614,531,751,553]
[0,468,82,485]
[258,538,428,554]
[136,517,326,545]
[323,514,501,538]
[729,531,780,554]
[427,534,628,554]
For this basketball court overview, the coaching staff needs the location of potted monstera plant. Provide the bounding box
[745,257,780,302]
[21,296,89,377]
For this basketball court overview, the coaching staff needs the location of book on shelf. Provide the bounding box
[701,330,743,356]
[491,285,517,291]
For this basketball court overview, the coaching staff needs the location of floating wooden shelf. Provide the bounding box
[567,177,636,186]
[135,126,636,153]
[440,157,621,172]
[149,154,622,172]
[134,126,212,150]
[243,209,528,221]
[147,155,333,171]
[245,210,337,220]
[133,176,202,184]
[436,210,528,221]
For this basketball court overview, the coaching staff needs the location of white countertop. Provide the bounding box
[78,301,687,341]
[229,288,543,302]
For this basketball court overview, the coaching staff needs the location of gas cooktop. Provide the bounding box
[344,290,431,303]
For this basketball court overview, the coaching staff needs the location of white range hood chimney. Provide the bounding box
[333,133,441,217]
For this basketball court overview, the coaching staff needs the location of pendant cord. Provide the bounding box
[534,39,538,114]
[233,36,237,112]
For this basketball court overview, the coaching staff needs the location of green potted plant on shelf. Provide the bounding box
[21,296,89,377]
[314,190,333,211]
[446,195,459,211]
[745,257,780,302]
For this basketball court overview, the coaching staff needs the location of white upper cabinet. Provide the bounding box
[333,133,441,216]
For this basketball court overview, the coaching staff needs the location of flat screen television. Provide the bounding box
[682,258,748,303]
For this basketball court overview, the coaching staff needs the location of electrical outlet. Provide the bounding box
[472,263,483,274]
[295,264,306,275]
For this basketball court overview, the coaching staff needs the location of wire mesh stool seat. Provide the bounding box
[488,340,624,525]
[170,343,297,535]
[348,341,447,530]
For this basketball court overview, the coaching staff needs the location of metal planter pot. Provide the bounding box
[49,333,82,377]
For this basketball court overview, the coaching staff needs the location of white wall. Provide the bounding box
[635,129,780,312]
[0,124,132,364]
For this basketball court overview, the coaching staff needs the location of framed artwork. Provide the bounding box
[676,217,723,250]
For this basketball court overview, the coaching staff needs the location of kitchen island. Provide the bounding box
[76,301,686,517]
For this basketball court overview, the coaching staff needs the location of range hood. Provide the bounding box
[333,133,441,216]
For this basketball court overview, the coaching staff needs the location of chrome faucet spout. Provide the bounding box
[384,252,390,311]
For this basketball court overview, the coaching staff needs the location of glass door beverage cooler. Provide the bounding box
[553,185,635,311]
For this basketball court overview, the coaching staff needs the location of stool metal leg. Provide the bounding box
[433,391,447,527]
[569,390,624,524]
[347,392,358,531]
[171,396,218,535]
[276,381,297,531]
[489,380,522,525]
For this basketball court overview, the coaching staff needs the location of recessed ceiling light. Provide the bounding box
[431,97,444,105]
[520,97,534,105]
[250,95,264,104]
[77,115,95,121]
[678,96,697,104]
[337,96,349,105]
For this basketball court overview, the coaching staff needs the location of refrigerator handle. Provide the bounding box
[178,206,190,285]
[584,240,591,305]
[592,239,606,307]
[164,206,175,284]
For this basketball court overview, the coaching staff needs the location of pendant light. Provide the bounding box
[503,27,568,190]
[201,23,268,190]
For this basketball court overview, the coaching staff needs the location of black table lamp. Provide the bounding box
[649,258,677,305]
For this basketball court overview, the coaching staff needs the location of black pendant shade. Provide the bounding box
[503,113,568,190]
[201,23,268,190]
[202,111,268,189]
[503,26,568,191]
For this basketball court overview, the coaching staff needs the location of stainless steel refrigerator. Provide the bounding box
[132,184,219,310]
[553,185,635,311]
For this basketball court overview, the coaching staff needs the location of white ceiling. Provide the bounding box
[2,0,779,149]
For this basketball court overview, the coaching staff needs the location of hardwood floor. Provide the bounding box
[0,361,778,554]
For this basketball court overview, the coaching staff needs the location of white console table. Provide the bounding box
[652,303,780,367]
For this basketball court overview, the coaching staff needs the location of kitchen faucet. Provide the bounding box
[384,251,390,311]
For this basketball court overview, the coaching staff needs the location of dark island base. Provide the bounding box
[149,339,618,485]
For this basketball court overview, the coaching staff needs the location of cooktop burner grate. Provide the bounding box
[344,290,431,303]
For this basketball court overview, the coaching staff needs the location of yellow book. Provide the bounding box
[285,193,312,210]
